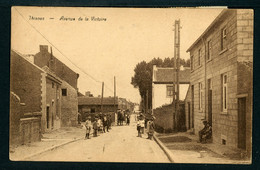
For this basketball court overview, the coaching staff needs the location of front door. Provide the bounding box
[188,102,191,129]
[46,106,50,129]
[238,97,246,150]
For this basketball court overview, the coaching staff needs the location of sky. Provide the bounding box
[11,7,224,104]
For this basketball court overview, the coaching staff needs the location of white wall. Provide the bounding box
[153,84,189,109]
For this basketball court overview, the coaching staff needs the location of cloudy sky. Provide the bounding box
[11,7,224,104]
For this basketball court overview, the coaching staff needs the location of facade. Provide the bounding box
[41,66,62,132]
[152,65,190,109]
[186,9,253,156]
[10,50,62,136]
[34,45,79,127]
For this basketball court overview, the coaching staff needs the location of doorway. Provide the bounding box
[46,106,50,129]
[238,97,246,150]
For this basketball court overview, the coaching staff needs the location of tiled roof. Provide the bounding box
[153,67,190,83]
[78,97,118,105]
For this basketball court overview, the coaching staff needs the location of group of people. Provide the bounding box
[136,113,155,140]
[117,110,130,126]
[84,113,112,139]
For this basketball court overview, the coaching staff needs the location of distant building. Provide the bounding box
[78,94,118,120]
[34,45,79,127]
[152,65,190,109]
[186,9,253,157]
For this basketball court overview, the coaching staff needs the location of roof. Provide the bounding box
[42,66,62,84]
[11,49,44,73]
[153,67,190,84]
[78,97,118,106]
[186,9,232,52]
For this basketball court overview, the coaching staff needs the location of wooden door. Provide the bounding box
[238,97,246,150]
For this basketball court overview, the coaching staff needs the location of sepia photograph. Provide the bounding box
[10,7,253,164]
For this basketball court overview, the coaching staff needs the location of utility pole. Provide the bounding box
[173,19,181,131]
[101,82,104,113]
[114,76,116,114]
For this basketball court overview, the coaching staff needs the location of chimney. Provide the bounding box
[85,91,91,97]
[40,45,48,53]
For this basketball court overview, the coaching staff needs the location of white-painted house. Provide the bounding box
[152,65,190,109]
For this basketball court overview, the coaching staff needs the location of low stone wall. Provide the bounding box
[153,104,174,133]
[20,117,41,145]
[153,102,186,133]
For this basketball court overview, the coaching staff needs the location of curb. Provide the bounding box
[153,133,174,163]
[22,137,84,161]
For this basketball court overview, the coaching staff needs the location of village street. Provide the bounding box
[28,115,170,162]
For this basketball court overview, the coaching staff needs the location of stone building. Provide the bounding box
[186,9,253,156]
[34,45,79,127]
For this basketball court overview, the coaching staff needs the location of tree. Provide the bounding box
[131,57,190,112]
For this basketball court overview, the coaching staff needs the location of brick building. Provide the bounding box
[34,45,79,127]
[10,50,62,143]
[186,9,253,156]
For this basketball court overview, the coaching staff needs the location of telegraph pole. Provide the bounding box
[101,82,104,113]
[114,76,116,114]
[173,19,181,131]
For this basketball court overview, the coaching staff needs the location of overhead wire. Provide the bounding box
[13,7,115,94]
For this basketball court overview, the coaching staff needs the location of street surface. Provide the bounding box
[30,115,170,162]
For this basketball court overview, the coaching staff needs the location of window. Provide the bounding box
[199,83,203,111]
[207,40,212,60]
[191,55,194,70]
[52,82,55,88]
[221,74,228,112]
[198,49,201,66]
[221,27,227,51]
[62,88,67,96]
[166,85,173,97]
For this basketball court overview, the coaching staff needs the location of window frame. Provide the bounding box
[207,39,212,60]
[198,49,201,66]
[62,88,67,96]
[221,27,227,51]
[191,55,194,70]
[221,73,228,112]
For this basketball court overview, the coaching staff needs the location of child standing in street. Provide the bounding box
[85,116,92,139]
